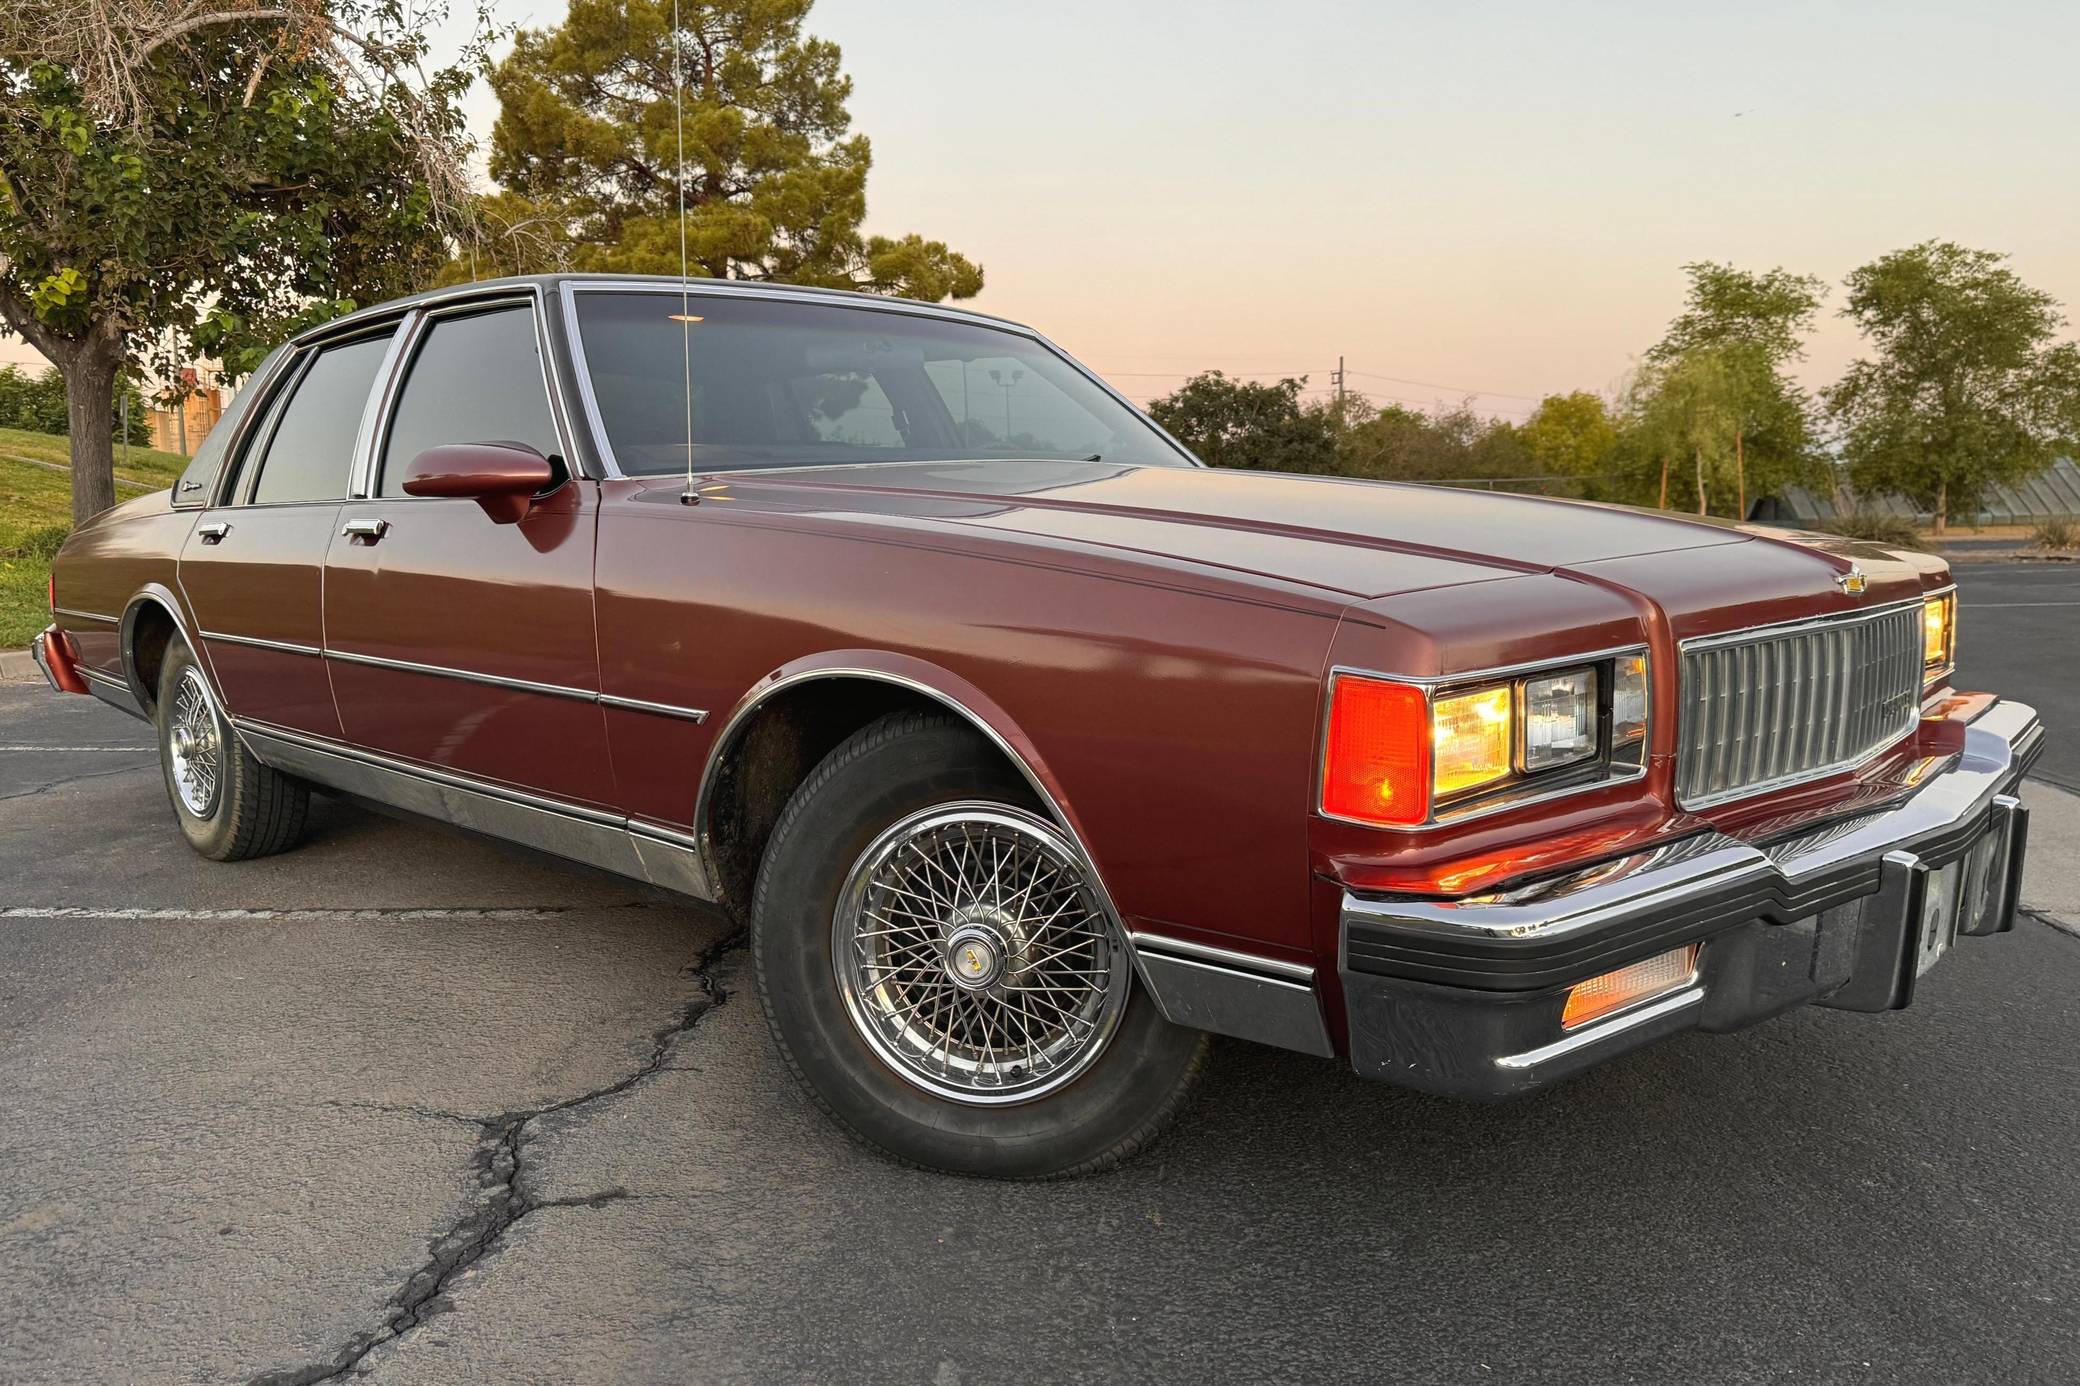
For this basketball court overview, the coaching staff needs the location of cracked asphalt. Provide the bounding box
[2,561,2077,1385]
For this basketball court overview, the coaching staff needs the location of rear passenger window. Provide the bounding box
[247,332,393,505]
[378,306,561,496]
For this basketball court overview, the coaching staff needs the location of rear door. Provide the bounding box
[321,295,615,808]
[178,325,399,736]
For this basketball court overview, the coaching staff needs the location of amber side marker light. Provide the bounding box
[1561,944,1701,1029]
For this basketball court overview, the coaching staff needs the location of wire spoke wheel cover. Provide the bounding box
[832,802,1131,1105]
[166,666,222,818]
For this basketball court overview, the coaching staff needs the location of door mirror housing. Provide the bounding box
[401,442,560,524]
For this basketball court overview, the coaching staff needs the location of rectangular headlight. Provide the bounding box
[1923,592,1956,678]
[1433,685,1513,797]
[1521,667,1598,772]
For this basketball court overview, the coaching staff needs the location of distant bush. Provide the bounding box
[2033,517,2079,552]
[1812,513,1931,550]
[0,364,152,445]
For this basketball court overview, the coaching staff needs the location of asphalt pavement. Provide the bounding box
[2,564,2077,1385]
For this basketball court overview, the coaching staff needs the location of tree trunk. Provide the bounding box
[63,341,121,526]
[1735,430,1746,519]
[1657,455,1669,509]
[1933,478,1947,536]
[1694,446,1708,515]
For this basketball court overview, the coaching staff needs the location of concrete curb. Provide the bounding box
[0,647,40,683]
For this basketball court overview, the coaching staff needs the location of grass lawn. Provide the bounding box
[0,428,190,647]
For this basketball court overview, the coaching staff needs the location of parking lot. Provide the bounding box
[3,561,2077,1385]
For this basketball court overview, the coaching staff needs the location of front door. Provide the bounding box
[179,325,399,737]
[321,298,615,809]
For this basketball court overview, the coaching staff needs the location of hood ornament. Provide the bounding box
[1835,566,1868,596]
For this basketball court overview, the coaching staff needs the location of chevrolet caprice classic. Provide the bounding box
[33,276,2040,1176]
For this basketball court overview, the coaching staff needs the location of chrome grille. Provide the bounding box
[1677,604,1924,808]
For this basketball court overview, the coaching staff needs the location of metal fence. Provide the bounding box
[1750,458,2080,528]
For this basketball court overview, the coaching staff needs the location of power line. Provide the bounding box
[1089,360,1552,408]
[1341,368,1545,403]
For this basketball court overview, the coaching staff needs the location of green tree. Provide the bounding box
[1647,261,1826,516]
[0,2,479,523]
[480,0,982,300]
[0,362,148,443]
[1518,391,1619,496]
[1337,401,1533,483]
[1146,372,1340,473]
[1827,240,2080,533]
[1623,348,1745,516]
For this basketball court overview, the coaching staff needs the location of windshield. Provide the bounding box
[570,290,1192,474]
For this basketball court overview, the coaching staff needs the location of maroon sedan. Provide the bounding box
[34,275,2040,1176]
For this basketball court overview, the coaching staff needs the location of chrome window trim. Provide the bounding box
[347,311,421,500]
[199,344,299,510]
[233,321,405,508]
[200,630,322,658]
[355,288,578,499]
[556,279,1203,481]
[1673,594,1945,812]
[1315,644,1652,833]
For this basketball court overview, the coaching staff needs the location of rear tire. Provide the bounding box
[752,710,1210,1178]
[156,639,309,862]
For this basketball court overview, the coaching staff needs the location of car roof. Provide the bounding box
[302,273,1032,345]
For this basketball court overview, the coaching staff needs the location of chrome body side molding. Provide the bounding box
[78,665,147,720]
[599,693,710,723]
[233,718,717,901]
[201,630,323,658]
[201,642,712,721]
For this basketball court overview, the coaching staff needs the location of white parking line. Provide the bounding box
[0,745,152,752]
[1,906,583,922]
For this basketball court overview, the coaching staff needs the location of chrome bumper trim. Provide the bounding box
[1345,699,2039,957]
[1495,987,1704,1071]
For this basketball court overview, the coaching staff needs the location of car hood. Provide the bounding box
[689,460,1939,615]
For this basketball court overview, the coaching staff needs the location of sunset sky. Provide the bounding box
[9,0,2077,429]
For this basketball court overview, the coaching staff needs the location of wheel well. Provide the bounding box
[125,600,178,715]
[703,677,1014,917]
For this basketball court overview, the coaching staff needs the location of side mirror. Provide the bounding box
[402,442,559,524]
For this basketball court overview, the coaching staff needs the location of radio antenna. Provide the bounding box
[672,0,700,505]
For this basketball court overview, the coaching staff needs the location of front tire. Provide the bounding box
[156,640,309,861]
[752,711,1210,1178]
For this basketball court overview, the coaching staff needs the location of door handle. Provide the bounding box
[341,517,389,542]
[197,522,230,544]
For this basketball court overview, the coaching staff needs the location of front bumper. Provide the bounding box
[1339,699,2043,1099]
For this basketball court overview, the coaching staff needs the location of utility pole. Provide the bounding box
[1331,355,1345,409]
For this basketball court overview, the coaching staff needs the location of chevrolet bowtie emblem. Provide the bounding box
[1835,566,1868,596]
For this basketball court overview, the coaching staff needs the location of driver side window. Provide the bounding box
[378,305,561,496]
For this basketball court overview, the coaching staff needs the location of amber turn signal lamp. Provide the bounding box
[1322,675,1430,826]
[1560,944,1700,1029]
